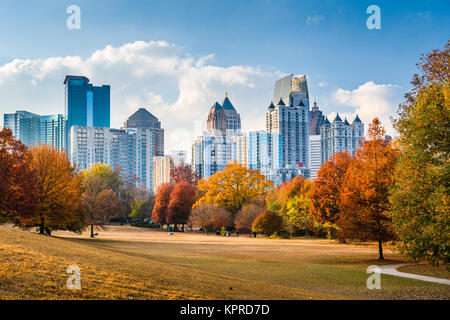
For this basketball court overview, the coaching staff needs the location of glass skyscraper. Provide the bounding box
[64,75,110,152]
[3,111,66,150]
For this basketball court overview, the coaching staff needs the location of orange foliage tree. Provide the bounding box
[29,145,83,235]
[252,210,284,236]
[152,183,174,225]
[167,180,197,229]
[310,151,353,239]
[194,163,273,215]
[340,118,398,259]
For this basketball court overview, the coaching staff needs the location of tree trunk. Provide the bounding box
[90,224,94,238]
[39,214,45,235]
[378,240,384,260]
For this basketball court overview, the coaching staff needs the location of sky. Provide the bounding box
[0,0,448,153]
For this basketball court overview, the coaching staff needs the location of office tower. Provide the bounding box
[273,74,309,108]
[3,111,40,146]
[192,133,234,179]
[221,93,241,135]
[152,152,187,194]
[309,135,321,179]
[3,110,66,150]
[70,108,164,191]
[207,102,227,135]
[231,134,247,166]
[64,75,110,151]
[124,108,164,157]
[265,97,310,173]
[320,114,364,163]
[309,100,325,135]
[246,131,282,173]
[40,114,67,151]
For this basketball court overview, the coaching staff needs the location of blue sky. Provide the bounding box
[0,0,448,151]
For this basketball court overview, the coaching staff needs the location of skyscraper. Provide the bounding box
[70,108,164,191]
[3,111,66,150]
[320,114,364,163]
[309,100,325,135]
[309,135,321,179]
[64,75,110,152]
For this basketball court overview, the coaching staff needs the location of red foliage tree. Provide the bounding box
[0,129,38,223]
[170,165,199,186]
[167,181,197,227]
[152,183,174,225]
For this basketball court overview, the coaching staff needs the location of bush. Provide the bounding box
[252,210,284,236]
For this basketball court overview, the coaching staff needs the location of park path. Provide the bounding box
[379,264,450,285]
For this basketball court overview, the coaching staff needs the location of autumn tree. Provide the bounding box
[234,204,264,234]
[167,181,197,230]
[81,164,124,237]
[194,163,273,215]
[340,118,398,259]
[282,177,313,237]
[390,41,449,265]
[189,203,217,232]
[310,151,353,239]
[171,165,199,186]
[252,210,284,236]
[0,129,38,224]
[29,145,83,235]
[210,207,233,230]
[152,183,174,226]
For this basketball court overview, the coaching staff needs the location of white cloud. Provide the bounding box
[0,40,279,156]
[331,81,403,135]
[307,14,325,25]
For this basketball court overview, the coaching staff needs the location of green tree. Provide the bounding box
[390,42,450,265]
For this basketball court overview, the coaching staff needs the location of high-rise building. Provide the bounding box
[320,114,364,163]
[124,108,164,157]
[309,135,321,179]
[221,93,241,136]
[265,97,310,173]
[70,108,164,191]
[231,134,247,166]
[3,111,66,150]
[3,111,40,146]
[64,76,110,152]
[309,100,325,135]
[152,152,187,194]
[207,102,227,135]
[273,74,309,107]
[246,131,282,173]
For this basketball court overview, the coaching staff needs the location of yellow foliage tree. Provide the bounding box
[194,163,273,214]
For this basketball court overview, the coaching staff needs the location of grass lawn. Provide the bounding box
[0,225,448,300]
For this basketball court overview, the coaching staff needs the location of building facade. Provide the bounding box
[320,114,364,163]
[70,108,164,191]
[4,110,66,150]
[152,152,186,194]
[64,75,110,152]
[309,135,321,180]
[309,100,325,135]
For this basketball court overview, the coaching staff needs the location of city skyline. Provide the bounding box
[0,1,448,154]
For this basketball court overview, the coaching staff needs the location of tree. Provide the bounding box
[194,163,273,215]
[252,210,284,236]
[0,129,39,224]
[171,165,199,186]
[234,204,264,233]
[340,119,398,259]
[167,181,197,229]
[189,203,216,232]
[29,145,83,235]
[282,177,313,237]
[210,207,233,230]
[310,151,353,239]
[81,165,123,237]
[390,42,450,265]
[152,183,174,226]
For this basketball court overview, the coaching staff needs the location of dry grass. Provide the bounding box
[398,264,450,280]
[0,225,449,300]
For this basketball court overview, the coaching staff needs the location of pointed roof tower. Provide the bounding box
[324,117,330,125]
[277,98,285,106]
[353,114,362,123]
[221,92,236,111]
[298,100,305,107]
[268,102,275,110]
[124,107,161,128]
[333,113,342,122]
